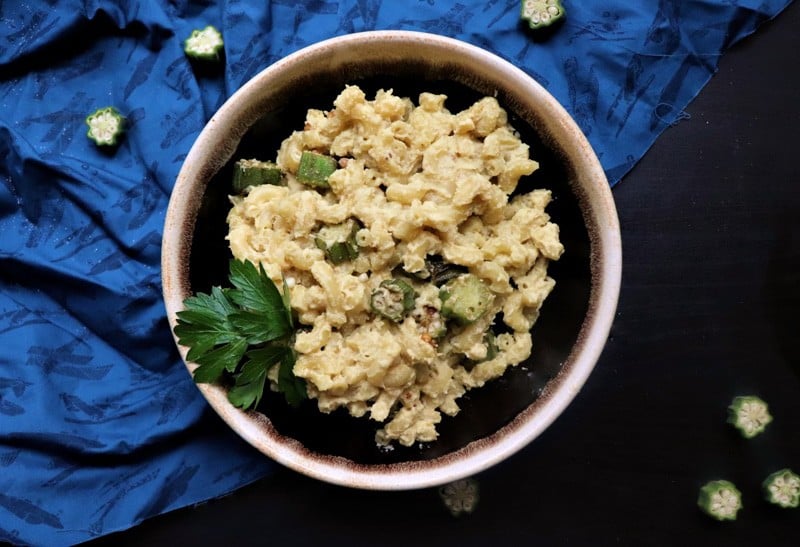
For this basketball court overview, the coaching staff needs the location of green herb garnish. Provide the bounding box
[763,469,800,509]
[173,259,306,408]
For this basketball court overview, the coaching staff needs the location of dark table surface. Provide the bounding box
[91,3,800,545]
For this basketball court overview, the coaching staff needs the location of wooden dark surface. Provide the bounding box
[91,2,800,545]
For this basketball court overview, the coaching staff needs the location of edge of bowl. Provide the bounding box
[162,30,622,490]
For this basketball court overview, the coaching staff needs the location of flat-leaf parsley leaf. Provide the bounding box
[174,259,306,408]
[278,349,307,407]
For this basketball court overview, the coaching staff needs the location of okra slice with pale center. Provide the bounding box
[697,480,742,521]
[439,478,479,517]
[85,107,125,147]
[232,159,283,193]
[439,274,494,325]
[371,279,416,323]
[184,25,224,61]
[520,0,565,29]
[727,395,773,438]
[763,469,800,508]
[297,151,338,189]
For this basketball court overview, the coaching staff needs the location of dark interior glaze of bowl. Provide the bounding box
[188,63,591,464]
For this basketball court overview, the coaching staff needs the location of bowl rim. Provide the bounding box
[162,29,622,490]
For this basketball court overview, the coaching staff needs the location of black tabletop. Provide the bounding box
[92,3,800,545]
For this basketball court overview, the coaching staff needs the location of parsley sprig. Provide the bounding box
[173,259,307,408]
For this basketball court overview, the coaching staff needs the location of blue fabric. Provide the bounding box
[0,0,792,544]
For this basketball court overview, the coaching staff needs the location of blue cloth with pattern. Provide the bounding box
[0,1,792,544]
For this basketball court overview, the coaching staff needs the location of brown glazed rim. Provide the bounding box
[162,31,622,490]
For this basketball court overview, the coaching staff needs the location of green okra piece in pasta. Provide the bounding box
[483,331,499,361]
[232,159,283,193]
[314,218,360,264]
[520,0,565,30]
[297,151,338,189]
[184,25,224,61]
[439,274,494,325]
[762,469,800,509]
[371,279,416,323]
[85,106,125,147]
[727,395,773,438]
[697,480,742,521]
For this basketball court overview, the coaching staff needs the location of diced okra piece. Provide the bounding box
[520,0,565,30]
[371,279,415,323]
[232,159,283,193]
[483,331,498,361]
[697,480,742,521]
[297,151,338,189]
[762,469,800,508]
[85,106,125,147]
[727,395,772,438]
[184,25,224,61]
[439,274,494,325]
[314,219,360,264]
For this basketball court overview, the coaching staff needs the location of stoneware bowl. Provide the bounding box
[162,30,621,490]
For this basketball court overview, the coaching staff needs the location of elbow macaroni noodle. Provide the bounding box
[227,85,563,447]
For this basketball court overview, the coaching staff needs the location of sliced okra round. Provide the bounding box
[727,395,773,439]
[520,0,565,30]
[439,274,494,325]
[763,469,800,509]
[85,106,125,147]
[371,279,416,323]
[184,25,224,61]
[697,480,742,521]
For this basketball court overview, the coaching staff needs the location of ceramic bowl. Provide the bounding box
[162,30,621,490]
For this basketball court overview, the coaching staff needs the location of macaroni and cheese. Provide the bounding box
[227,85,563,446]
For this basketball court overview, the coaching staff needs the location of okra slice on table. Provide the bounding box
[727,395,773,438]
[697,480,742,521]
[184,25,224,61]
[297,151,338,189]
[85,107,125,147]
[762,469,800,509]
[520,0,565,30]
[232,159,283,193]
[314,219,360,264]
[439,274,494,325]
[370,279,416,323]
